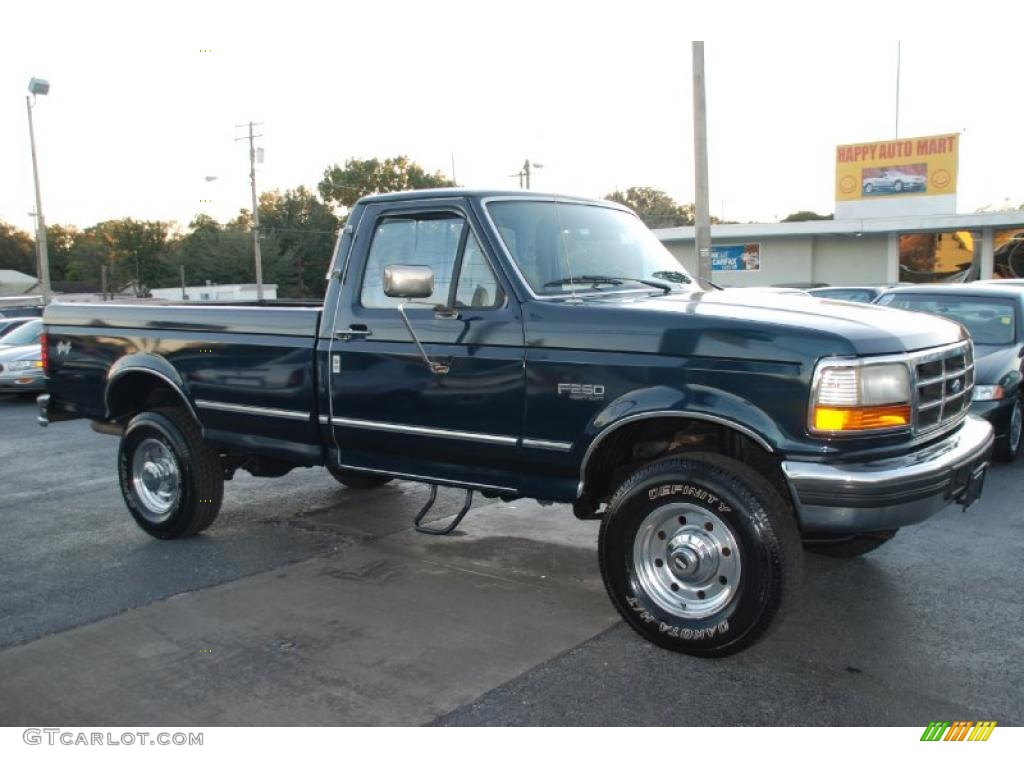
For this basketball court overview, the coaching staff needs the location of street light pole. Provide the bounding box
[25,79,52,303]
[692,42,712,282]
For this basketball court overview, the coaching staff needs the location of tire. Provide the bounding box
[802,529,897,557]
[994,399,1022,462]
[599,453,801,657]
[894,181,904,193]
[118,407,224,539]
[327,466,392,489]
[864,183,874,194]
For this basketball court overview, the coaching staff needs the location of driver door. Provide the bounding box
[328,200,526,493]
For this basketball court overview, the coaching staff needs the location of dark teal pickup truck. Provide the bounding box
[38,189,993,656]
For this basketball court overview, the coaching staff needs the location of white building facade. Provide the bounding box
[655,211,1024,287]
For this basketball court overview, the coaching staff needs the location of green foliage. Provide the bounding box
[45,224,77,282]
[256,186,340,298]
[0,221,37,275]
[781,210,834,222]
[319,156,454,210]
[66,219,174,296]
[167,214,254,289]
[604,187,695,228]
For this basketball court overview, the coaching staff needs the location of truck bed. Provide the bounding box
[44,301,326,467]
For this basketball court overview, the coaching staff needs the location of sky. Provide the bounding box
[2,0,1022,236]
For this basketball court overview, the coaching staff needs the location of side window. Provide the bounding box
[455,233,502,308]
[361,214,465,309]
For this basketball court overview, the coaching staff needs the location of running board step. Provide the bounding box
[414,484,473,535]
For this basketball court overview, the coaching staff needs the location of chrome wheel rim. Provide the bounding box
[632,502,741,619]
[131,437,181,522]
[1011,401,1022,454]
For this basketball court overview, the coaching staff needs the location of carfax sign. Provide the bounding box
[711,243,760,272]
[835,133,959,218]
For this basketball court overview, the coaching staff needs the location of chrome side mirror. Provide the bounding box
[383,265,434,299]
[383,264,449,375]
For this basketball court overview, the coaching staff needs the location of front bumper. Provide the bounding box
[782,416,994,534]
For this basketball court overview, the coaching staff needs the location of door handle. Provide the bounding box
[335,325,372,341]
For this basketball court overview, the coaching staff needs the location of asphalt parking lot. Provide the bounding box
[0,393,1021,726]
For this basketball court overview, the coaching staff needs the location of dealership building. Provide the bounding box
[654,210,1024,287]
[655,132,1024,287]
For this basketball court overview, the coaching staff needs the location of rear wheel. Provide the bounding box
[118,407,223,538]
[327,466,392,489]
[802,529,897,557]
[599,453,801,657]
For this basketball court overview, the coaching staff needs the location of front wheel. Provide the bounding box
[599,453,801,657]
[994,399,1022,462]
[118,407,224,538]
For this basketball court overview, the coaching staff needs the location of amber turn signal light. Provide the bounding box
[812,404,911,432]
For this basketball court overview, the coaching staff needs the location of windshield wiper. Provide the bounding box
[543,275,675,294]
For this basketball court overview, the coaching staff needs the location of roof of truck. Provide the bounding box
[356,188,627,209]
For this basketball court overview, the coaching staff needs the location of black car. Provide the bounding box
[875,283,1024,460]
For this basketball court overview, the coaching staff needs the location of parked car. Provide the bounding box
[0,318,42,350]
[39,189,993,657]
[875,283,1024,460]
[0,342,45,394]
[0,317,31,338]
[808,286,889,303]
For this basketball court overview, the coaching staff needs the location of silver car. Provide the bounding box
[0,342,45,393]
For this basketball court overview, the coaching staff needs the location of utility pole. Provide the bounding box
[180,264,187,300]
[235,121,265,301]
[26,95,52,303]
[692,42,712,282]
[894,41,901,138]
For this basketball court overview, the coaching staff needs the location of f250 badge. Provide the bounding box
[557,382,605,401]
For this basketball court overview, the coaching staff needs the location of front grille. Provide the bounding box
[914,341,973,433]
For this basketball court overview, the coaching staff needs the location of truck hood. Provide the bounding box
[579,288,967,358]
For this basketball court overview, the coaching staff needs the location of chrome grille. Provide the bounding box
[914,341,973,433]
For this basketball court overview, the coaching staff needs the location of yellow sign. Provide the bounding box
[835,133,959,201]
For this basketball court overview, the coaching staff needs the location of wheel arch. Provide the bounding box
[105,354,199,426]
[578,410,786,506]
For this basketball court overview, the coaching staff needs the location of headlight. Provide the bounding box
[5,360,42,371]
[811,360,912,433]
[972,385,1004,401]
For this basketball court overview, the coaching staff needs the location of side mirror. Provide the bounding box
[383,265,434,299]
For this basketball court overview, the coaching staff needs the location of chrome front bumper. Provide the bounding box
[782,416,994,534]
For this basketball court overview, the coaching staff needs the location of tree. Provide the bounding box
[67,219,174,296]
[167,214,253,290]
[45,224,78,283]
[0,220,37,275]
[256,187,340,298]
[319,156,454,210]
[604,187,695,228]
[781,210,833,222]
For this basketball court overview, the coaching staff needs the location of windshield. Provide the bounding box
[0,319,42,346]
[879,294,1017,345]
[486,200,694,295]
